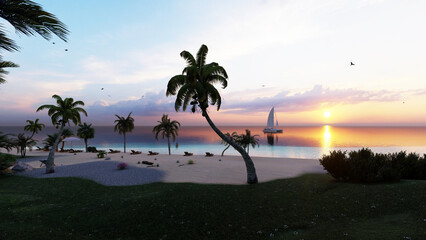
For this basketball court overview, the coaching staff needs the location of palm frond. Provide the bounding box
[167,75,186,96]
[180,50,196,67]
[196,44,208,69]
[0,26,19,52]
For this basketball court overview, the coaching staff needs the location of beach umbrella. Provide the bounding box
[62,137,82,149]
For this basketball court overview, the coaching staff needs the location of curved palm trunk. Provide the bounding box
[123,132,126,153]
[46,125,65,173]
[221,145,230,156]
[202,109,258,184]
[84,138,88,152]
[167,137,171,155]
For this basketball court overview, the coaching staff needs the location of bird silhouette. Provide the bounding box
[101,88,104,90]
[52,42,55,44]
[65,49,68,51]
[262,85,266,87]
[350,62,355,66]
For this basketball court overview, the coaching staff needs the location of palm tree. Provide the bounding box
[237,129,260,155]
[220,132,240,156]
[43,133,59,150]
[77,123,95,152]
[24,118,45,138]
[59,128,73,151]
[0,0,69,82]
[36,95,87,173]
[0,60,19,84]
[114,112,134,153]
[13,133,37,157]
[166,44,258,184]
[152,114,181,155]
[0,131,14,152]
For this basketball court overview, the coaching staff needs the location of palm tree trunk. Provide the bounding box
[123,132,126,153]
[84,139,88,152]
[202,109,258,184]
[247,145,250,155]
[167,137,171,155]
[46,125,64,173]
[221,145,230,156]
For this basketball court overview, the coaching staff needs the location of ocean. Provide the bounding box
[1,126,426,159]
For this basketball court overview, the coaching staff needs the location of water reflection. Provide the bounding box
[266,133,282,146]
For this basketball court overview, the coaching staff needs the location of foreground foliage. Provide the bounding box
[0,153,16,171]
[320,148,426,183]
[1,174,425,239]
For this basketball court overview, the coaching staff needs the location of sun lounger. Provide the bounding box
[142,161,154,165]
[205,152,214,157]
[39,160,55,167]
[184,151,193,156]
[109,149,121,153]
[148,151,159,155]
[130,150,142,155]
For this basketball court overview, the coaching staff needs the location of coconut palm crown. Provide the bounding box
[24,118,45,138]
[114,112,134,153]
[36,95,87,173]
[166,44,258,184]
[237,129,260,155]
[77,123,95,152]
[153,114,181,155]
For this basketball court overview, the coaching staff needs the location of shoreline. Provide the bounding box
[6,150,326,186]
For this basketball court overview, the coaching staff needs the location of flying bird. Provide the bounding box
[101,88,104,90]
[350,62,355,66]
[65,49,68,51]
[52,42,55,44]
[262,85,266,87]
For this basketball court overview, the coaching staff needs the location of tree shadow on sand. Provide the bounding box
[16,161,166,186]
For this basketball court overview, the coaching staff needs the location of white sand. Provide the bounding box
[9,150,326,186]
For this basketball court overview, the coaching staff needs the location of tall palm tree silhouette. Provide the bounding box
[166,44,258,184]
[114,112,134,153]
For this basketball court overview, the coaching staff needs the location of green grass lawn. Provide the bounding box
[1,174,425,240]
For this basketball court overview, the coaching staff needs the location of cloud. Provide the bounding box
[223,85,404,113]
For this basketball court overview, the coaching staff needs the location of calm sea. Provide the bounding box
[1,126,426,159]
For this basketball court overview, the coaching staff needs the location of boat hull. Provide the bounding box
[263,128,283,133]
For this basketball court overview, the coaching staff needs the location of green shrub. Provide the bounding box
[347,148,380,182]
[319,150,349,181]
[87,146,97,152]
[187,159,195,164]
[97,151,107,158]
[0,153,16,170]
[415,154,426,180]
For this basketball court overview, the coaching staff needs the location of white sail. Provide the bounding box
[266,107,275,128]
[263,107,283,133]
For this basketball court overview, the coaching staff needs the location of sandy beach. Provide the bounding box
[6,150,326,186]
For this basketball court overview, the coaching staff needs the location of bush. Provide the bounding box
[97,151,106,158]
[318,148,423,183]
[319,150,349,181]
[87,146,97,152]
[117,162,128,170]
[0,153,16,170]
[187,159,195,164]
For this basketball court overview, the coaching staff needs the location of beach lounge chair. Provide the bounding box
[39,160,55,167]
[148,151,159,155]
[109,149,121,153]
[205,152,214,157]
[142,160,154,165]
[36,146,43,151]
[184,151,193,156]
[130,150,142,155]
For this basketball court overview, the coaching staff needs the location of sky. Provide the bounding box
[0,0,425,126]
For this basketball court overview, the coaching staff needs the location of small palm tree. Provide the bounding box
[220,132,239,156]
[237,129,260,155]
[24,118,45,138]
[114,112,134,153]
[77,123,95,152]
[0,0,69,82]
[13,133,37,157]
[59,128,73,151]
[166,44,258,183]
[43,133,59,149]
[0,131,14,151]
[152,114,181,155]
[37,95,87,173]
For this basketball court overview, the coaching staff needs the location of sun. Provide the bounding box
[323,111,331,118]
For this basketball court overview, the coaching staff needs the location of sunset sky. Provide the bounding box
[0,0,425,126]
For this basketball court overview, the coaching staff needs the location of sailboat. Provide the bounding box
[263,107,283,133]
